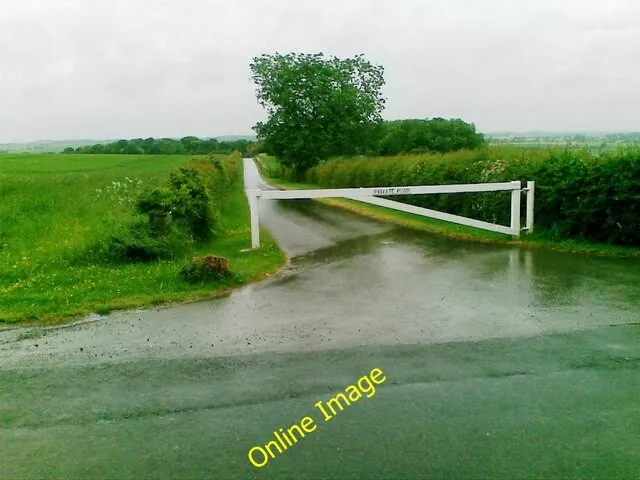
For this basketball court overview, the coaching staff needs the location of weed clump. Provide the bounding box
[180,255,233,283]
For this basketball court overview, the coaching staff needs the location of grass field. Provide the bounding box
[255,155,640,258]
[0,154,286,324]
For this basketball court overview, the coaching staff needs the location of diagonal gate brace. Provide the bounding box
[246,180,535,248]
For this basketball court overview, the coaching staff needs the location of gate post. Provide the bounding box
[510,181,522,237]
[249,189,260,249]
[525,181,535,234]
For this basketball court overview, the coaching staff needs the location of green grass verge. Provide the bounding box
[254,155,640,258]
[0,154,286,325]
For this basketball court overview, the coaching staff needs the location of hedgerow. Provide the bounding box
[303,147,640,246]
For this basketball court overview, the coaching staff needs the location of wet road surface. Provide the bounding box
[1,159,639,478]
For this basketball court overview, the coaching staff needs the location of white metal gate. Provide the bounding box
[246,181,535,248]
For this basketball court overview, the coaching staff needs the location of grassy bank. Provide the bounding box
[255,155,640,258]
[0,153,286,325]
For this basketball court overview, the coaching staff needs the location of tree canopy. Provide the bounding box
[376,118,485,156]
[250,52,386,176]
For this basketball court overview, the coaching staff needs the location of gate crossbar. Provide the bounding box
[247,180,535,248]
[259,181,519,200]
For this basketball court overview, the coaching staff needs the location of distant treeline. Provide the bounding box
[64,119,485,160]
[489,132,640,147]
[66,137,255,156]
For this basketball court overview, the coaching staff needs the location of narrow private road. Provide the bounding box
[1,159,639,479]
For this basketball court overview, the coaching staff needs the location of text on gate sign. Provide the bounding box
[372,187,412,196]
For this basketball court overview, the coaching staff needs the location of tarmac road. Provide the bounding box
[0,159,639,479]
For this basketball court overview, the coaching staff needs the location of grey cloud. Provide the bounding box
[1,0,640,142]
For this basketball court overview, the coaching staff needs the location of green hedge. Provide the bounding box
[97,152,242,262]
[303,147,640,246]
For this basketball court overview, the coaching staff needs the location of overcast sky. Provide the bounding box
[1,0,639,142]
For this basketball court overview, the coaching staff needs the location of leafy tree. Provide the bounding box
[114,139,130,154]
[378,118,485,156]
[180,136,200,153]
[250,52,385,177]
[87,144,105,154]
